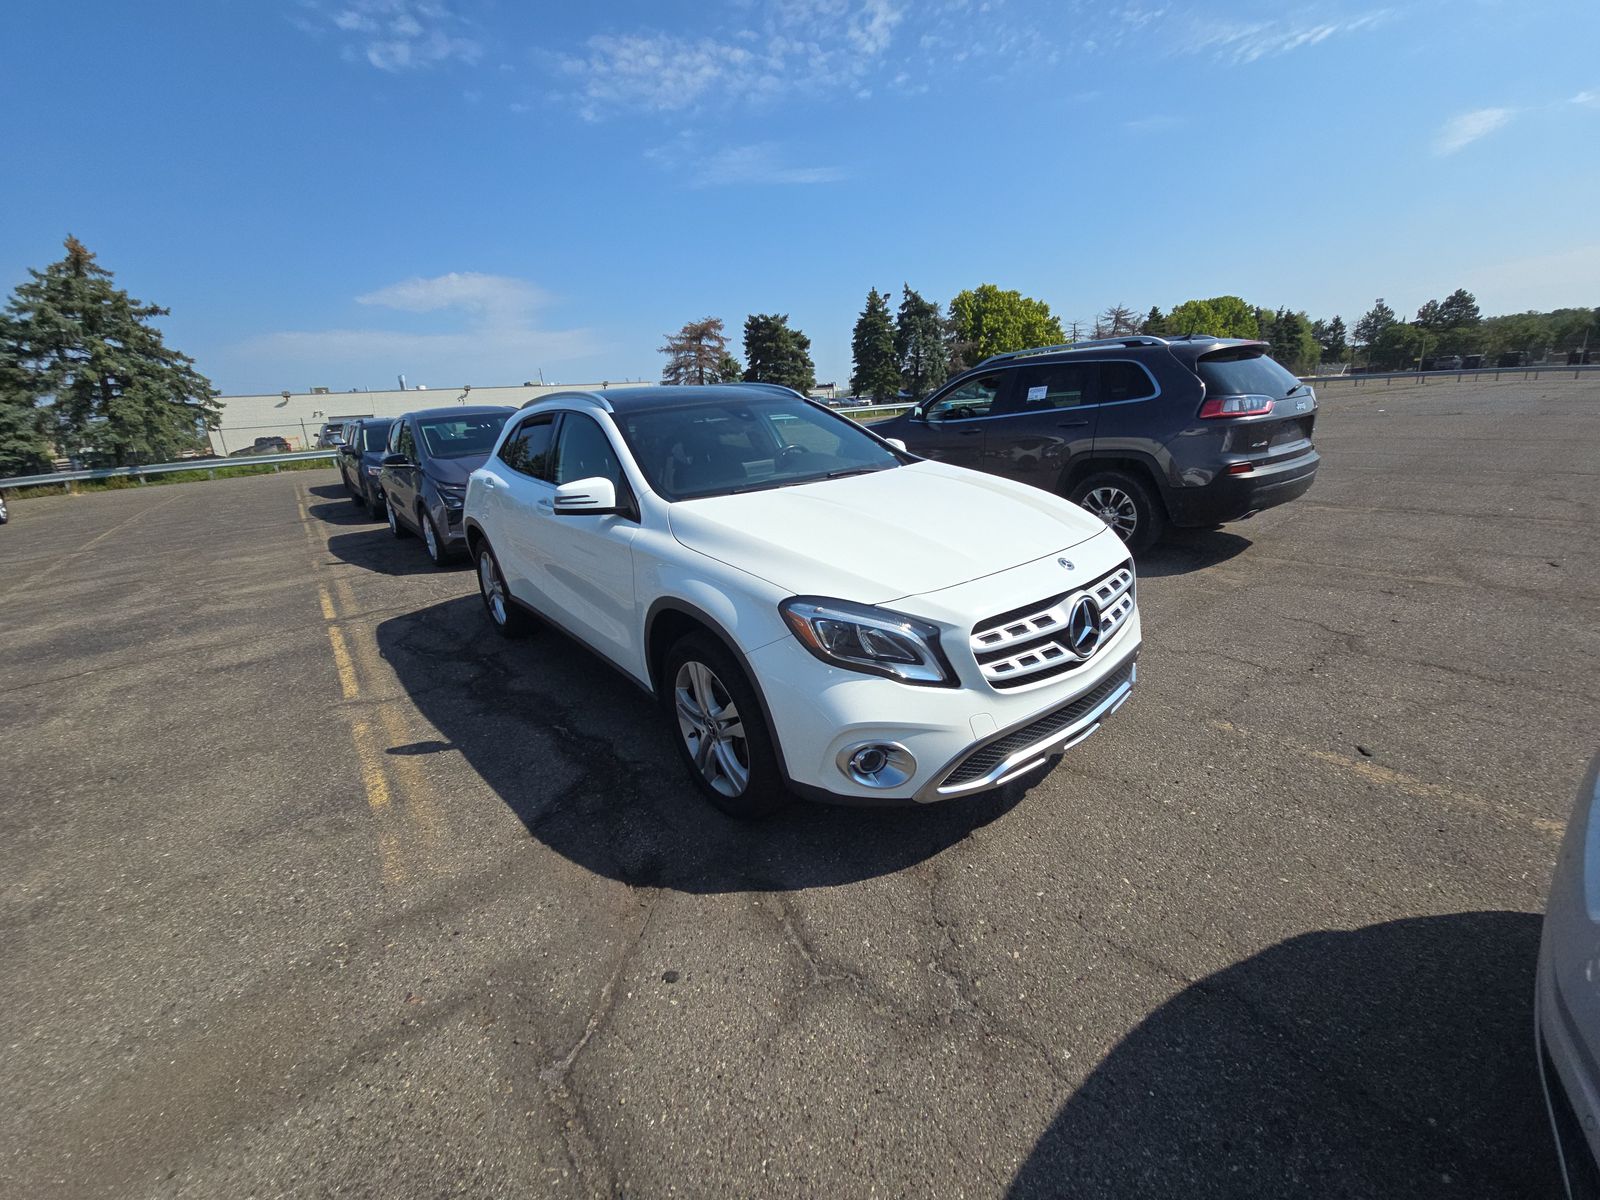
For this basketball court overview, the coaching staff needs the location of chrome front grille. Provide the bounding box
[970,562,1135,690]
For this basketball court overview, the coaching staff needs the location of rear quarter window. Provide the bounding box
[1196,351,1301,398]
[1099,362,1157,402]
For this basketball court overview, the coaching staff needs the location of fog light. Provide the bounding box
[838,742,915,788]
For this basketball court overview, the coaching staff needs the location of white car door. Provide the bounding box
[484,412,559,601]
[536,412,640,671]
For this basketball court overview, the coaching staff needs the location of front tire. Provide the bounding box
[1070,470,1165,553]
[386,494,408,539]
[475,542,532,638]
[663,633,788,819]
[421,509,448,565]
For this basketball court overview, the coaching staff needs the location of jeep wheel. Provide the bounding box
[664,633,787,819]
[1070,470,1165,552]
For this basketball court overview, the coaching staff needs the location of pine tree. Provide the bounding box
[849,287,899,402]
[6,236,220,467]
[712,350,743,384]
[1140,306,1168,335]
[894,285,947,400]
[1354,298,1398,348]
[659,317,731,385]
[0,315,54,475]
[742,314,816,393]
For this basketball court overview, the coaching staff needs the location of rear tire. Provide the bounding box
[475,542,532,638]
[663,633,788,819]
[1069,470,1165,553]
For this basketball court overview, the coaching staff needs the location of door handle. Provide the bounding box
[1056,420,1089,428]
[958,429,981,437]
[536,498,554,511]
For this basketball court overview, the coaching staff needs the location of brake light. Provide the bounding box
[1226,463,1255,476]
[1199,395,1275,419]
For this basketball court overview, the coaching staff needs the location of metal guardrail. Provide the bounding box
[834,402,914,420]
[0,450,338,492]
[1300,363,1600,386]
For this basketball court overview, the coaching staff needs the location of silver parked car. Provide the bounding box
[1537,750,1600,1197]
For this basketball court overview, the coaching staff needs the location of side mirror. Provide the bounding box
[885,438,908,452]
[380,452,410,468]
[553,476,618,515]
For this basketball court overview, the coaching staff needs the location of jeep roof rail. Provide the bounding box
[976,335,1169,367]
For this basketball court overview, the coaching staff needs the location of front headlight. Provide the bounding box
[365,465,380,477]
[779,596,956,686]
[436,485,465,509]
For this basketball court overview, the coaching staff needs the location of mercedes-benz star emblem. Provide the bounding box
[1058,558,1073,570]
[1066,596,1102,658]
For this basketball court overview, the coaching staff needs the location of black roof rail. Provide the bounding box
[976,335,1169,368]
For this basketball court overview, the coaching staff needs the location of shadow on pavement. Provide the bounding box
[1008,911,1554,1200]
[306,483,349,501]
[376,595,1036,893]
[1136,529,1252,578]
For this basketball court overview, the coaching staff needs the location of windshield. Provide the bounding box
[617,397,901,501]
[416,413,510,460]
[361,421,392,451]
[1195,349,1304,398]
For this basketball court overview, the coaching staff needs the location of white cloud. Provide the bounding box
[301,1,482,71]
[231,272,593,388]
[646,136,845,186]
[1190,9,1392,65]
[1433,106,1515,155]
[557,0,917,118]
[1571,90,1599,108]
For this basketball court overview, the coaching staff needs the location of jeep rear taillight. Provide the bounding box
[1199,395,1275,419]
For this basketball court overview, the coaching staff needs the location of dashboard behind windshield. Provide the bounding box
[617,398,901,501]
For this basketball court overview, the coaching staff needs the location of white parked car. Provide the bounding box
[464,384,1141,816]
[1537,751,1600,1195]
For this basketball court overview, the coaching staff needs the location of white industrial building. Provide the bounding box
[209,380,652,455]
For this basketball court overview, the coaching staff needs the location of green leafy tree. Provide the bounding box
[849,287,900,402]
[742,314,816,393]
[946,284,1067,365]
[1368,321,1426,370]
[1312,316,1348,363]
[1353,298,1398,350]
[1140,306,1169,335]
[1415,299,1445,331]
[712,350,743,384]
[6,236,220,467]
[894,285,946,400]
[1165,295,1259,339]
[659,316,731,385]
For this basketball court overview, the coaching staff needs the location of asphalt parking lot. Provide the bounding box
[3,376,1597,1198]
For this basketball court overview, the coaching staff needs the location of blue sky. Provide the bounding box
[3,0,1597,395]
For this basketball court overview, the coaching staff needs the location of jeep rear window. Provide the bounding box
[1195,349,1302,398]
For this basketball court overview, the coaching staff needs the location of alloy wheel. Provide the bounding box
[423,515,440,562]
[673,660,750,798]
[386,500,397,533]
[1083,485,1139,539]
[479,552,507,626]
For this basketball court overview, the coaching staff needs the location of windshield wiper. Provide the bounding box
[824,465,890,480]
[1284,382,1309,397]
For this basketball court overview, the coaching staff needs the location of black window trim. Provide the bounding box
[923,357,1162,420]
[498,410,562,485]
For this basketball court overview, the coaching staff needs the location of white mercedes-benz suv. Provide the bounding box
[464,384,1140,817]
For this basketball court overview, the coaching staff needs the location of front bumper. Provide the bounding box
[1166,448,1319,527]
[747,595,1141,806]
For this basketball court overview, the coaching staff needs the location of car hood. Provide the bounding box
[667,461,1107,604]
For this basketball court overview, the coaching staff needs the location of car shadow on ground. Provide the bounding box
[376,595,1042,893]
[307,497,379,528]
[1136,528,1252,578]
[306,483,349,501]
[1007,911,1554,1200]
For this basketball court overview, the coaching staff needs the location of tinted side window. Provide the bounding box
[553,414,622,486]
[395,422,415,457]
[498,415,557,481]
[998,363,1092,413]
[1100,362,1157,403]
[927,372,1007,420]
